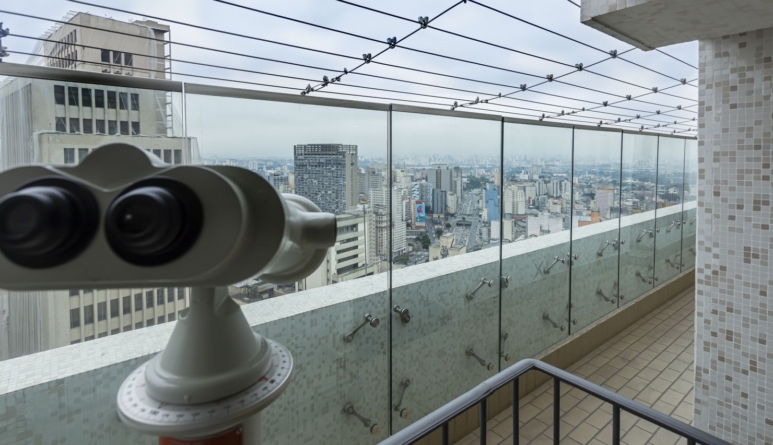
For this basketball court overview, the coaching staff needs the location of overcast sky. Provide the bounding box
[5,0,699,159]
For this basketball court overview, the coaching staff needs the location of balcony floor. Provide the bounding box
[459,287,696,445]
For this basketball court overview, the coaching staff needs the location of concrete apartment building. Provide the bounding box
[293,143,358,214]
[0,13,192,359]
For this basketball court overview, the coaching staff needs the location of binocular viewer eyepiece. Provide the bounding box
[0,142,337,290]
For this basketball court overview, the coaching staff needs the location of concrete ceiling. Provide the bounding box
[581,0,773,50]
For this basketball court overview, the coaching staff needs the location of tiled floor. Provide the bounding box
[457,288,696,445]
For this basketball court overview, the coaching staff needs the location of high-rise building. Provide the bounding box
[595,187,615,219]
[0,13,193,359]
[267,171,290,193]
[411,181,433,210]
[371,186,407,258]
[358,167,383,202]
[504,185,527,215]
[432,189,447,216]
[294,144,358,214]
[296,212,379,291]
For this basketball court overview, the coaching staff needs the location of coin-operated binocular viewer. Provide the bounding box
[0,143,337,444]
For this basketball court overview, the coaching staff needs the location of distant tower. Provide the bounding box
[294,144,358,214]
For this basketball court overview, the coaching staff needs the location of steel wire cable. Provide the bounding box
[466,0,697,87]
[62,1,696,112]
[337,0,695,93]
[3,11,695,125]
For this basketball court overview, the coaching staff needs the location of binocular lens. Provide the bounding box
[106,178,202,266]
[0,178,98,268]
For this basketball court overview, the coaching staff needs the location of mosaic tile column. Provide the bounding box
[695,28,773,445]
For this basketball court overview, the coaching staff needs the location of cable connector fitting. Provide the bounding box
[636,114,641,119]
[609,49,617,58]
[655,110,661,114]
[575,63,583,71]
[602,101,608,106]
[362,53,372,63]
[519,84,526,91]
[546,74,553,82]
[616,117,621,123]
[0,23,8,38]
[301,84,313,96]
[386,37,397,49]
[418,16,429,28]
[597,121,602,127]
[539,113,545,121]
[626,95,632,100]
[676,105,682,110]
[639,125,644,131]
[680,78,687,85]
[343,68,348,74]
[322,75,330,86]
[652,87,658,93]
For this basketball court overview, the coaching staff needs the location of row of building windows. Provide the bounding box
[62,147,182,165]
[48,51,78,70]
[101,50,133,67]
[56,117,140,136]
[55,85,140,111]
[69,288,185,329]
[69,311,180,345]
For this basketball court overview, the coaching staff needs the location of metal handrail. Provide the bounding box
[379,358,729,445]
[0,62,698,139]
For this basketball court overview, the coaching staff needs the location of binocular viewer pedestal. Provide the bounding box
[117,286,293,444]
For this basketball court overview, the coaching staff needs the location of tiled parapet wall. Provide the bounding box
[0,206,693,445]
[695,28,773,445]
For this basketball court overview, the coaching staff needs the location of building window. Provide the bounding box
[108,120,117,135]
[63,148,75,164]
[168,312,176,322]
[96,119,105,134]
[78,148,89,162]
[110,299,119,318]
[112,51,121,65]
[119,92,128,110]
[134,293,142,311]
[97,302,106,321]
[98,332,107,338]
[95,90,104,108]
[135,321,143,329]
[147,319,155,327]
[81,88,92,107]
[123,295,131,315]
[56,117,67,133]
[131,122,140,136]
[174,149,182,165]
[69,290,79,297]
[163,150,171,163]
[146,291,154,308]
[177,288,185,300]
[71,340,81,345]
[158,315,165,324]
[124,53,133,66]
[82,119,93,134]
[111,328,120,335]
[101,49,110,63]
[69,118,80,134]
[167,288,174,303]
[54,85,65,105]
[84,305,94,325]
[69,308,80,328]
[83,289,92,294]
[68,87,79,106]
[85,335,95,341]
[107,91,116,109]
[120,121,129,135]
[157,289,164,306]
[124,325,131,332]
[130,93,139,111]
[153,149,162,159]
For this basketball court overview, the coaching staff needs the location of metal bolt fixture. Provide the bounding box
[393,379,411,418]
[636,229,654,242]
[393,305,411,324]
[501,275,511,288]
[542,312,565,331]
[343,314,379,343]
[666,221,679,233]
[597,288,616,304]
[543,256,566,274]
[689,246,696,256]
[635,270,653,285]
[597,239,623,256]
[466,347,494,371]
[500,333,512,363]
[690,216,697,225]
[343,403,379,434]
[467,277,494,300]
[665,258,680,270]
